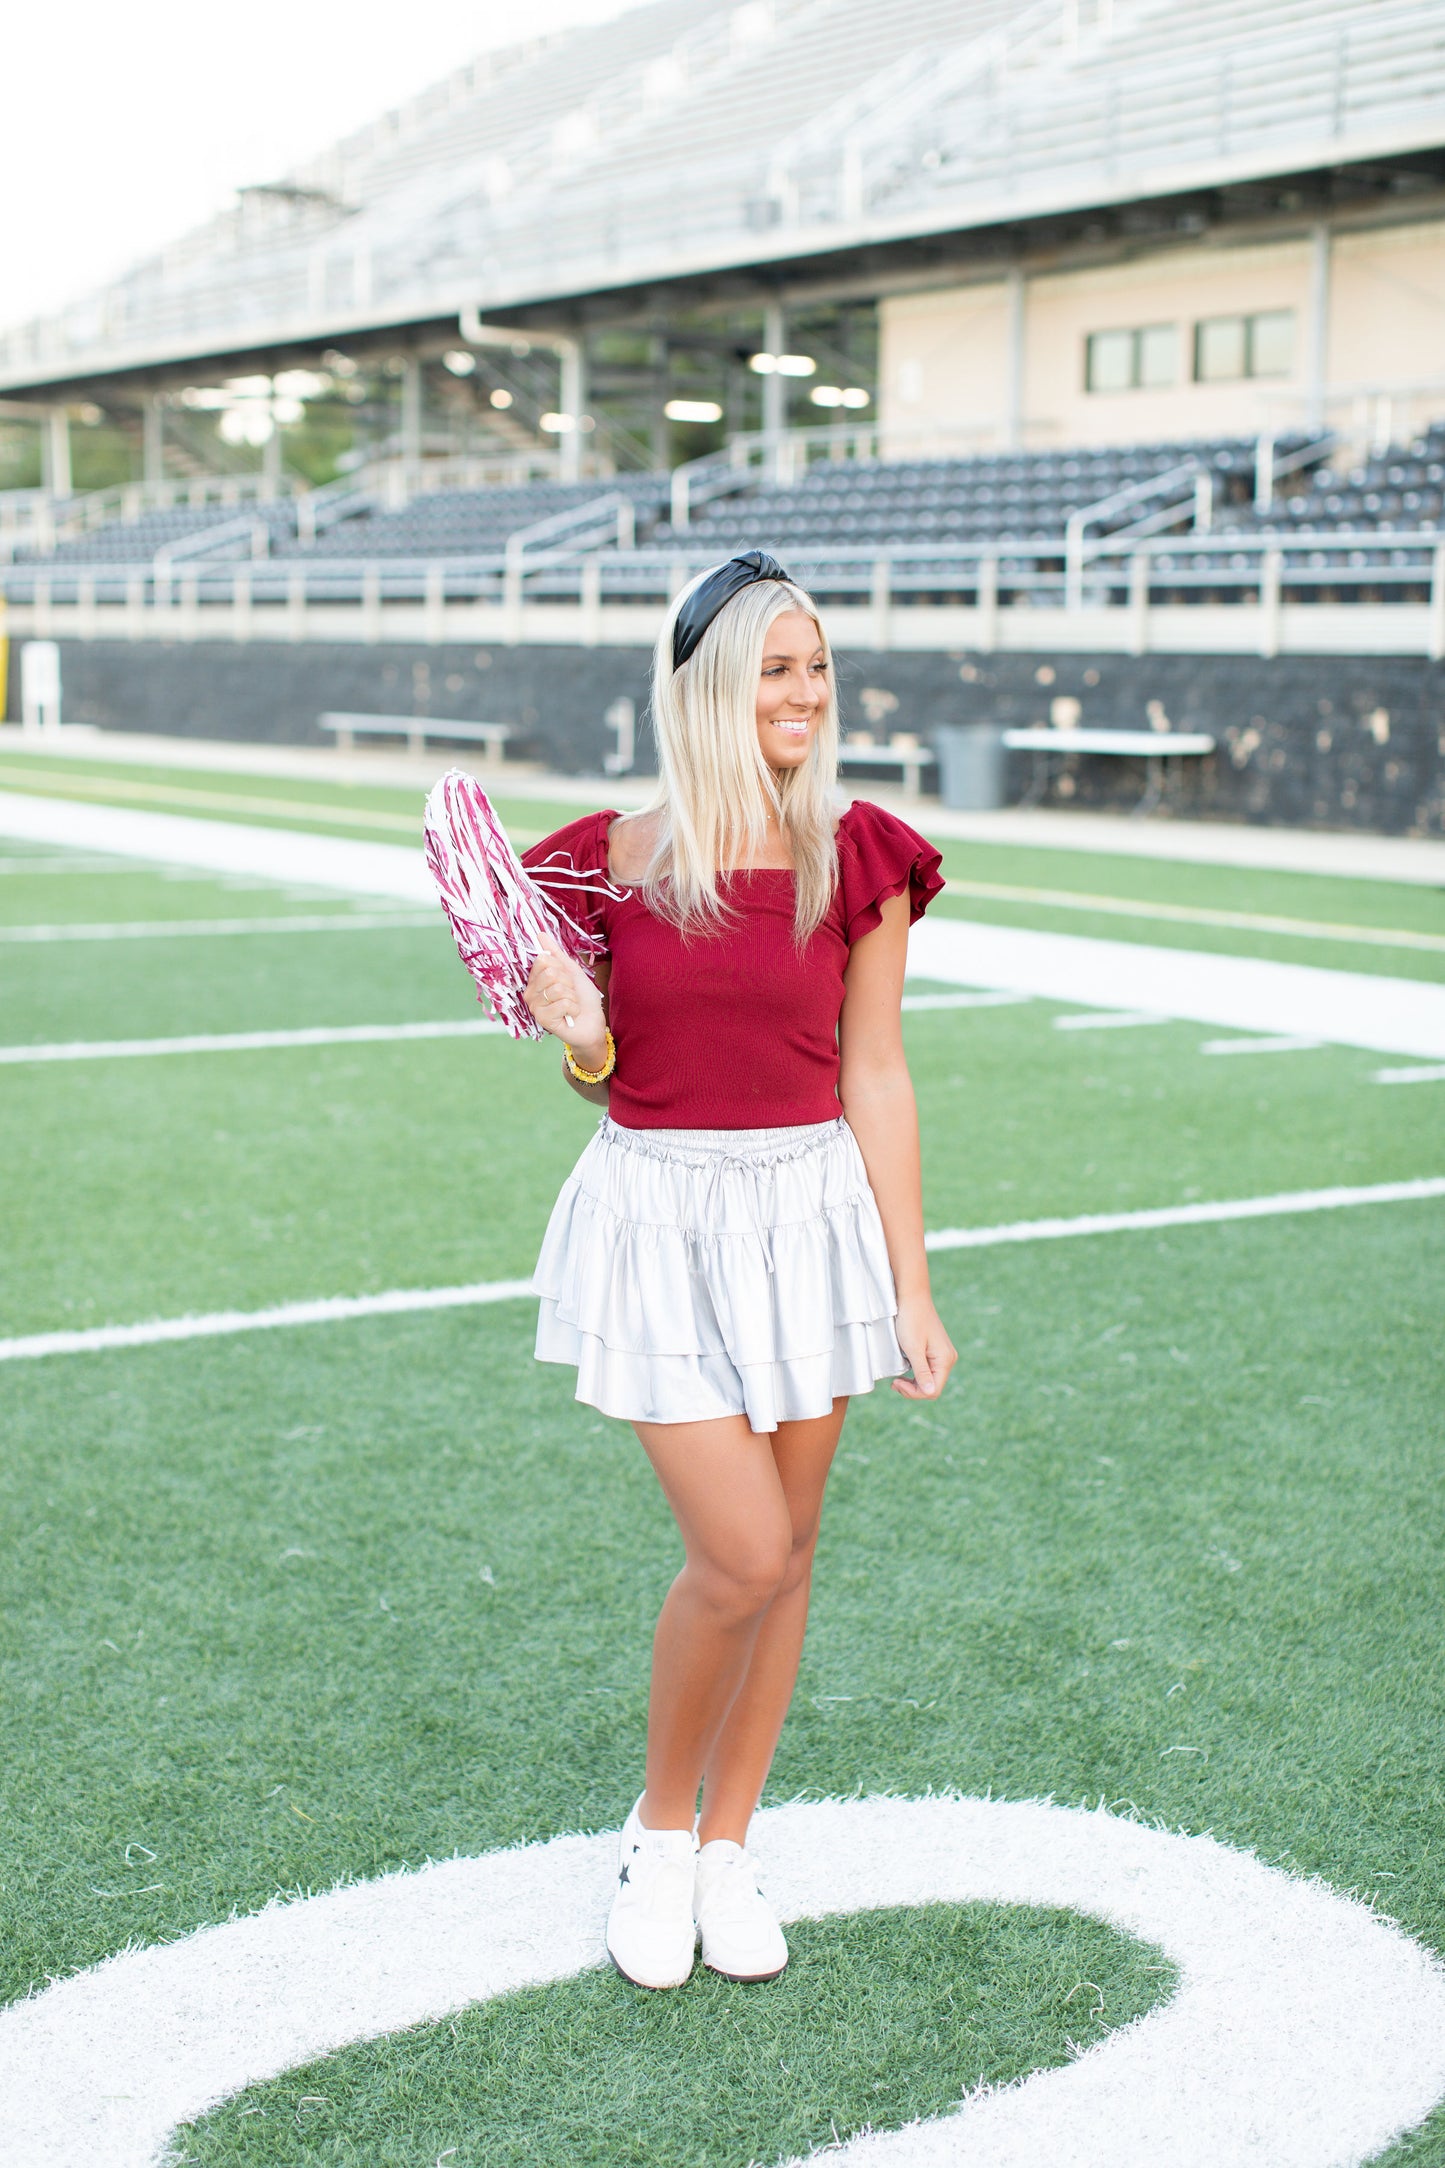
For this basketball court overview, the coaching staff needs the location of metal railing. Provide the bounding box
[1064,460,1213,608]
[5,528,1442,664]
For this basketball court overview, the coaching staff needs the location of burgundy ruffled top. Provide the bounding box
[521,800,944,1131]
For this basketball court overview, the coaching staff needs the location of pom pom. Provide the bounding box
[423,771,619,1039]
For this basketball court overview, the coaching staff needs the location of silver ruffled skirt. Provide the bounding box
[533,1115,904,1434]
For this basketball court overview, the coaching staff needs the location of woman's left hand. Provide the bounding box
[892,1295,957,1402]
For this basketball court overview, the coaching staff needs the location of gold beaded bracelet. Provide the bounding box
[563,1028,616,1085]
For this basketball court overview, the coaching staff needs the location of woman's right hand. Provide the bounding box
[523,937,607,1064]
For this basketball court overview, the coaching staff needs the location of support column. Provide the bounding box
[1305,222,1331,435]
[1003,267,1027,452]
[261,404,283,496]
[143,397,165,485]
[762,301,786,441]
[399,354,423,472]
[558,339,584,483]
[44,409,72,498]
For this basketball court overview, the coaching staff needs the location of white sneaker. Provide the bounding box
[605,1799,699,1990]
[694,1838,789,1982]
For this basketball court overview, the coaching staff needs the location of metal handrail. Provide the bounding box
[8,526,1441,592]
[153,515,275,570]
[1064,460,1206,607]
[501,492,638,578]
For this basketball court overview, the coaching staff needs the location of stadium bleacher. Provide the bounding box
[8,428,1443,611]
[26,500,298,567]
[272,474,672,560]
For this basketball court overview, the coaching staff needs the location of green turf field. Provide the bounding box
[1,788,1442,2165]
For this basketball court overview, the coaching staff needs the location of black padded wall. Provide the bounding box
[10,638,1443,836]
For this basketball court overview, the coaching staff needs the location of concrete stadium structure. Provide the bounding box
[1,0,1443,831]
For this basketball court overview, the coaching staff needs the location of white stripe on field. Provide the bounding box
[0,791,435,901]
[909,918,1445,1060]
[900,990,1032,1012]
[5,1796,1445,2168]
[0,1279,538,1363]
[1200,1035,1325,1056]
[1375,1064,1445,1085]
[0,855,142,874]
[940,877,1445,954]
[3,1176,1440,1365]
[922,1175,1445,1253]
[0,997,1012,1065]
[1053,1010,1167,1031]
[0,911,436,943]
[0,1019,504,1065]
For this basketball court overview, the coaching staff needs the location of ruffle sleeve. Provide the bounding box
[836,799,945,946]
[521,808,619,952]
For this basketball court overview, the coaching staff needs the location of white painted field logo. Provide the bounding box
[3,1797,1444,2167]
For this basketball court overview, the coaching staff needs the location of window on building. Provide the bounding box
[1194,309,1294,382]
[1085,324,1178,392]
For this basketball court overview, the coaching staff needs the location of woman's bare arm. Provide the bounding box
[522,944,612,1106]
[838,890,957,1402]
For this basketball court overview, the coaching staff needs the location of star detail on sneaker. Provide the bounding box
[618,1863,631,1885]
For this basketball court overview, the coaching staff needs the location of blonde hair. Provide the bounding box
[632,567,840,940]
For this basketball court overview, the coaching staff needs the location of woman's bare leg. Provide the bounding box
[632,1413,794,1832]
[698,1399,848,1844]
[632,1399,848,1840]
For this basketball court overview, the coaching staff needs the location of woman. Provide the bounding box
[520,549,956,1992]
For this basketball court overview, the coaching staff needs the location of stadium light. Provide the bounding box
[442,350,477,376]
[840,388,871,409]
[540,412,576,433]
[274,370,327,399]
[748,352,817,377]
[664,399,723,423]
[219,408,274,447]
[489,388,514,409]
[810,386,843,407]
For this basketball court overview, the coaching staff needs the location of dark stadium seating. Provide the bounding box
[9,430,1442,608]
[23,501,297,567]
[272,474,673,560]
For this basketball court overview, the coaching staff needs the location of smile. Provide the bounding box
[771,719,811,735]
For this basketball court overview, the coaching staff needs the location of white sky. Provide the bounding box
[0,0,633,334]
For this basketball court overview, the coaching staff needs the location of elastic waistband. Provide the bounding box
[599,1116,845,1167]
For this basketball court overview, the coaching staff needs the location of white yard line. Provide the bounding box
[1375,1064,1445,1085]
[1053,1010,1167,1031]
[941,880,1445,954]
[1200,1035,1325,1056]
[922,1176,1445,1253]
[0,792,435,901]
[900,990,1032,1012]
[0,912,437,944]
[3,1796,1443,2168]
[0,1280,538,1363]
[913,801,1445,886]
[0,855,144,874]
[0,998,1000,1065]
[0,1020,503,1066]
[3,1177,1439,1366]
[910,918,1445,1061]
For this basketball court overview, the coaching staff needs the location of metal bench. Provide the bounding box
[838,736,938,800]
[1002,727,1216,816]
[319,712,512,760]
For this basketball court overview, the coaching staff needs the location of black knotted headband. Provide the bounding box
[672,549,795,671]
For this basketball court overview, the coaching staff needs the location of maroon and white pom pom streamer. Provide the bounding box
[423,770,620,1039]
